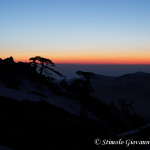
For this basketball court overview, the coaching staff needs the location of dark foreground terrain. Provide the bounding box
[0,96,150,150]
[0,96,108,150]
[0,57,150,150]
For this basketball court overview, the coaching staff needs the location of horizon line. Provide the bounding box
[16,61,150,65]
[2,56,150,65]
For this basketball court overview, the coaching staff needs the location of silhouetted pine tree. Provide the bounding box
[76,71,95,83]
[29,56,64,80]
[29,57,38,71]
[35,56,55,75]
[72,71,95,115]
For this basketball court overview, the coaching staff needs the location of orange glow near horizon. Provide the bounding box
[1,51,150,65]
[5,55,150,65]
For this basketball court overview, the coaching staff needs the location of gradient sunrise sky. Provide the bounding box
[0,0,150,64]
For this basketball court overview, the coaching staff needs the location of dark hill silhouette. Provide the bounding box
[0,56,149,149]
[0,56,64,91]
[90,72,150,120]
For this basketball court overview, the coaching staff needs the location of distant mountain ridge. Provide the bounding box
[90,72,150,120]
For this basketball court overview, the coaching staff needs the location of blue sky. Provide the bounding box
[0,0,150,63]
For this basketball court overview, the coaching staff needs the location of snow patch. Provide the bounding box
[0,146,13,150]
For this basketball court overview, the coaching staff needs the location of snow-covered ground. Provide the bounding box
[0,146,12,150]
[0,80,102,122]
[118,124,150,137]
[0,86,40,101]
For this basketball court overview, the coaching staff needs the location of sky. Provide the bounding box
[0,0,150,64]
